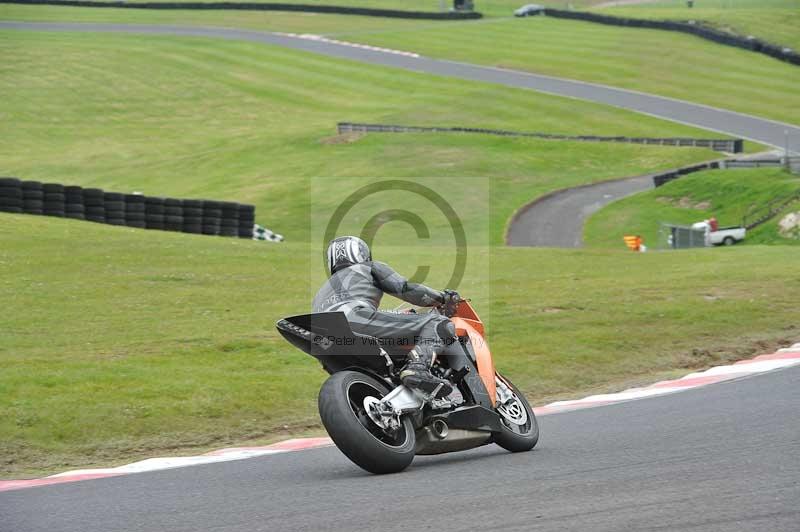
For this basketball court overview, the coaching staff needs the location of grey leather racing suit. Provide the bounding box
[312,261,455,366]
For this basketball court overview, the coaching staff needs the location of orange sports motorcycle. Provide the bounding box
[276,297,538,474]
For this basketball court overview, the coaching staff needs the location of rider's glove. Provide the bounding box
[441,289,461,305]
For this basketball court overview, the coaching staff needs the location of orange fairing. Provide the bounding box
[451,301,496,405]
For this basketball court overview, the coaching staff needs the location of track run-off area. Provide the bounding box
[2,21,800,156]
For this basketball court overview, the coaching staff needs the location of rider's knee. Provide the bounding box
[436,320,457,344]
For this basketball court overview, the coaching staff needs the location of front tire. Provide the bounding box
[493,375,539,452]
[318,371,415,474]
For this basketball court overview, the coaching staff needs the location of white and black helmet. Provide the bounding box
[326,236,371,275]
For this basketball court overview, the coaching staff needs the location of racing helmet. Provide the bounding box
[326,236,371,275]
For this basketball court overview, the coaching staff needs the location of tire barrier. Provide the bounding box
[0,177,23,214]
[0,0,483,20]
[84,187,105,223]
[43,183,65,218]
[104,191,126,226]
[201,199,221,236]
[164,197,184,232]
[125,193,146,228]
[238,204,255,239]
[337,122,744,153]
[0,177,256,238]
[539,9,800,67]
[182,198,203,234]
[220,201,239,238]
[22,180,43,215]
[144,196,165,230]
[64,185,85,221]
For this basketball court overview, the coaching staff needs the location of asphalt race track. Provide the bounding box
[3,365,799,531]
[506,173,654,247]
[1,22,799,156]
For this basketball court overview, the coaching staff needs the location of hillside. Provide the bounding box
[584,167,800,248]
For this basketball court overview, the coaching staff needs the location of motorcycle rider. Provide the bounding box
[313,236,459,398]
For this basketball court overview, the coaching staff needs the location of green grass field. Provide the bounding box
[1,16,799,477]
[0,0,529,16]
[584,167,800,248]
[602,0,800,51]
[3,213,799,477]
[0,30,726,245]
[0,3,449,33]
[337,17,800,126]
[2,2,799,126]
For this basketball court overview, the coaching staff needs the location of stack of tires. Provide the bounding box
[1,176,260,240]
[182,199,203,234]
[0,177,23,214]
[65,186,85,221]
[164,198,183,232]
[238,204,255,239]
[22,181,44,215]
[84,188,105,223]
[144,196,165,230]
[219,202,239,237]
[43,184,66,218]
[104,192,126,226]
[202,200,222,236]
[124,194,146,229]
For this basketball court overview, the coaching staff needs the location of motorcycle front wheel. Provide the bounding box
[493,374,539,452]
[318,370,416,474]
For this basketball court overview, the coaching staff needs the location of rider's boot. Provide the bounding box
[399,347,453,398]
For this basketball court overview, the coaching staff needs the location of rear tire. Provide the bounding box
[723,236,735,246]
[493,375,539,453]
[319,371,415,474]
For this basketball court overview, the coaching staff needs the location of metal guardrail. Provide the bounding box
[652,157,800,189]
[742,190,800,230]
[337,123,743,153]
[540,9,800,67]
[721,157,800,173]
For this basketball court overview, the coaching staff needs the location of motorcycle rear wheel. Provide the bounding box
[493,374,539,452]
[318,370,416,474]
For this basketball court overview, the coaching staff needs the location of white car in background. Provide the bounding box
[692,221,746,246]
[709,226,747,246]
[514,4,545,17]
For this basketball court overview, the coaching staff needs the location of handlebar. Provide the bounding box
[440,294,465,318]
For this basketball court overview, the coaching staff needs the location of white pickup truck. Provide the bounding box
[691,222,746,246]
[710,226,746,246]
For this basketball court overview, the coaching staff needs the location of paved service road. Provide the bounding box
[506,174,654,247]
[3,365,799,532]
[1,22,800,154]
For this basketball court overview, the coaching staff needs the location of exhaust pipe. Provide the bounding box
[431,419,449,440]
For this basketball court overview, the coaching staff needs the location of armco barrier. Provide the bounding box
[721,157,800,173]
[652,160,722,187]
[337,122,743,153]
[0,0,483,19]
[540,9,799,67]
[0,178,256,238]
[647,155,794,187]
